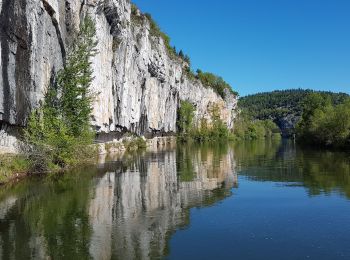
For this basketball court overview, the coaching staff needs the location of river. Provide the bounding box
[0,139,350,259]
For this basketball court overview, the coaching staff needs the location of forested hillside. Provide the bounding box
[238,89,349,136]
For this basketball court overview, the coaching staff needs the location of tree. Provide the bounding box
[25,15,98,170]
[296,93,350,148]
[184,55,191,65]
[59,15,98,137]
[177,101,195,136]
[178,50,184,58]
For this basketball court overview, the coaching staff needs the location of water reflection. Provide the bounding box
[1,139,350,259]
[0,144,236,259]
[234,139,350,198]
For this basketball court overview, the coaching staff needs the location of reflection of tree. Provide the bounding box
[0,145,237,260]
[0,168,96,259]
[177,145,196,182]
[235,139,350,198]
[298,151,350,198]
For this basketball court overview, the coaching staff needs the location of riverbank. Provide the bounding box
[0,136,177,186]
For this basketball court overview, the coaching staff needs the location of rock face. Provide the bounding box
[0,0,238,151]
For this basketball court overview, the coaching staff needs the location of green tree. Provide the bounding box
[179,50,184,58]
[59,15,98,137]
[25,15,98,171]
[296,93,350,147]
[177,101,195,137]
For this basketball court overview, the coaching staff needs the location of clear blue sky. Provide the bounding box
[132,0,350,96]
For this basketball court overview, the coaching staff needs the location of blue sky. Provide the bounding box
[132,0,350,96]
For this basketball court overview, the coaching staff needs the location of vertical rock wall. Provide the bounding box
[0,0,238,152]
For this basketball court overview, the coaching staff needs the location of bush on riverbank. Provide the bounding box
[296,93,350,148]
[233,113,281,140]
[177,101,234,142]
[0,155,30,184]
[123,137,147,152]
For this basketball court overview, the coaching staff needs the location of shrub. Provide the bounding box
[0,155,30,183]
[123,138,147,152]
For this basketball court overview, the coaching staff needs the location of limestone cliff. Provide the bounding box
[0,0,238,152]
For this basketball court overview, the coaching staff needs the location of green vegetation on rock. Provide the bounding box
[132,5,237,99]
[196,70,238,98]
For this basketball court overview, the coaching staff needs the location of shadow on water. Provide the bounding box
[0,143,236,259]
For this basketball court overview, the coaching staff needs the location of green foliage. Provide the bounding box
[296,93,350,147]
[0,155,30,183]
[132,5,237,99]
[182,66,196,81]
[208,103,230,139]
[144,13,177,59]
[196,70,238,99]
[176,145,195,182]
[131,3,138,15]
[177,103,234,142]
[183,54,191,65]
[234,112,280,140]
[59,16,97,137]
[24,15,98,172]
[178,50,184,58]
[131,3,143,26]
[177,101,195,138]
[238,89,349,134]
[123,137,147,152]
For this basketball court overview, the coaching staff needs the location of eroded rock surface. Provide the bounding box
[0,0,238,152]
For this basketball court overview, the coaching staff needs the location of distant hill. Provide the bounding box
[238,89,349,136]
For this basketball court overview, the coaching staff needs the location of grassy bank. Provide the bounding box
[0,136,149,185]
[0,155,30,184]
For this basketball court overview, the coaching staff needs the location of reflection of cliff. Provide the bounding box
[89,147,237,259]
[0,145,236,259]
[89,172,116,260]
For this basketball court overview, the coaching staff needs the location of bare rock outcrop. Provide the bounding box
[0,0,238,152]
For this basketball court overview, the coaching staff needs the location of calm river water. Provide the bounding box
[1,139,350,259]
